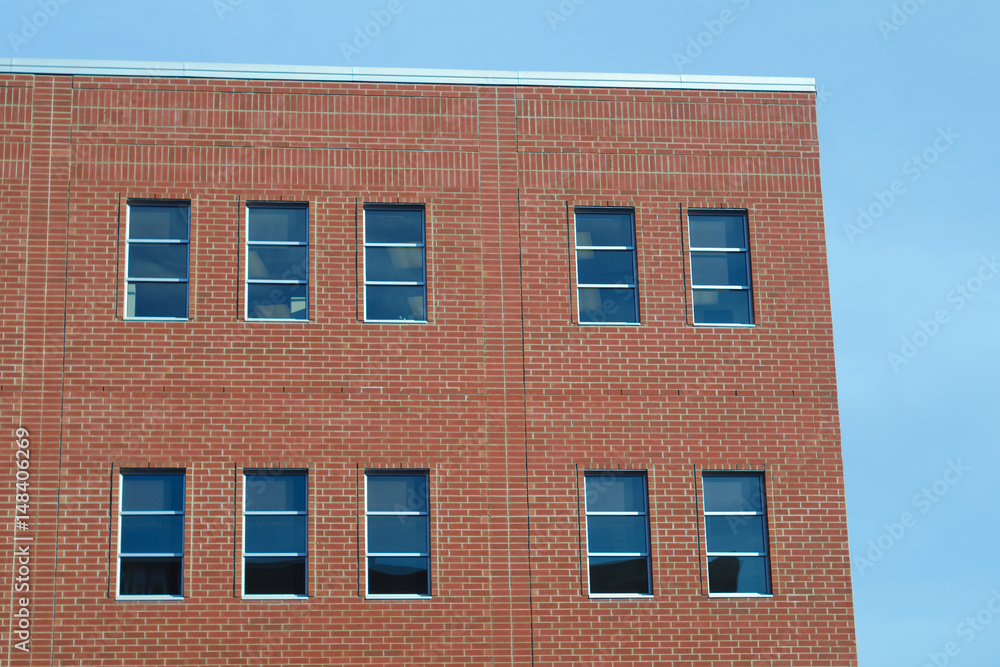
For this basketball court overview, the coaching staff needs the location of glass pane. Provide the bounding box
[247,284,307,320]
[708,555,770,595]
[366,285,426,321]
[245,473,307,512]
[689,213,747,249]
[126,282,188,319]
[120,515,183,554]
[368,515,428,554]
[589,556,650,595]
[119,557,182,596]
[128,243,187,279]
[248,206,307,242]
[587,515,648,554]
[576,211,634,247]
[122,473,184,512]
[245,515,307,554]
[691,252,748,287]
[577,249,635,286]
[129,204,188,240]
[368,556,429,595]
[706,515,767,553]
[692,289,752,325]
[365,246,425,282]
[245,557,306,596]
[585,473,646,512]
[703,475,764,513]
[247,246,307,281]
[578,287,637,324]
[365,208,424,244]
[367,474,429,512]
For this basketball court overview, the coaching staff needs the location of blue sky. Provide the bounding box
[4,0,997,663]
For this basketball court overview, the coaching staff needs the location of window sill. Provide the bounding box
[708,593,773,598]
[116,595,184,601]
[242,594,309,601]
[578,321,641,327]
[122,317,189,322]
[364,319,429,325]
[692,323,755,328]
[588,593,653,599]
[365,594,432,600]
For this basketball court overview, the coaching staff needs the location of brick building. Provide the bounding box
[1,59,857,665]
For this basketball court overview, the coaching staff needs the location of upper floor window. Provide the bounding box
[118,470,185,599]
[243,470,308,598]
[584,471,651,596]
[126,202,190,319]
[575,209,638,324]
[688,210,753,326]
[246,204,309,320]
[364,206,426,322]
[365,470,431,597]
[702,472,771,596]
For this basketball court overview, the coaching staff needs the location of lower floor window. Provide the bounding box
[365,471,430,596]
[703,472,772,595]
[118,470,185,598]
[584,471,652,595]
[243,470,308,597]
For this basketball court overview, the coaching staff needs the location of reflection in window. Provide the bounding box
[364,206,426,322]
[243,471,307,597]
[365,471,430,596]
[126,203,190,319]
[246,204,308,320]
[575,209,638,324]
[702,472,771,595]
[118,471,184,597]
[584,471,651,595]
[688,210,753,325]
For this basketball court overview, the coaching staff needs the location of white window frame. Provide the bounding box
[584,471,652,598]
[363,205,427,323]
[125,201,191,320]
[117,470,185,601]
[702,471,772,597]
[364,470,431,599]
[688,209,754,327]
[242,470,308,599]
[245,203,309,322]
[574,208,639,325]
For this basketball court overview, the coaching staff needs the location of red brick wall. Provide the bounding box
[0,72,856,665]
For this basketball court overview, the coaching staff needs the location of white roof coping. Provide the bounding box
[0,58,815,93]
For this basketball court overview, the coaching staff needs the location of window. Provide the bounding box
[365,471,430,597]
[575,208,638,324]
[363,206,426,322]
[584,471,651,596]
[246,204,308,320]
[702,472,771,596]
[125,202,190,319]
[118,471,184,598]
[243,471,307,597]
[688,210,753,325]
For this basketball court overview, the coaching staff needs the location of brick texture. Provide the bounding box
[0,72,857,666]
